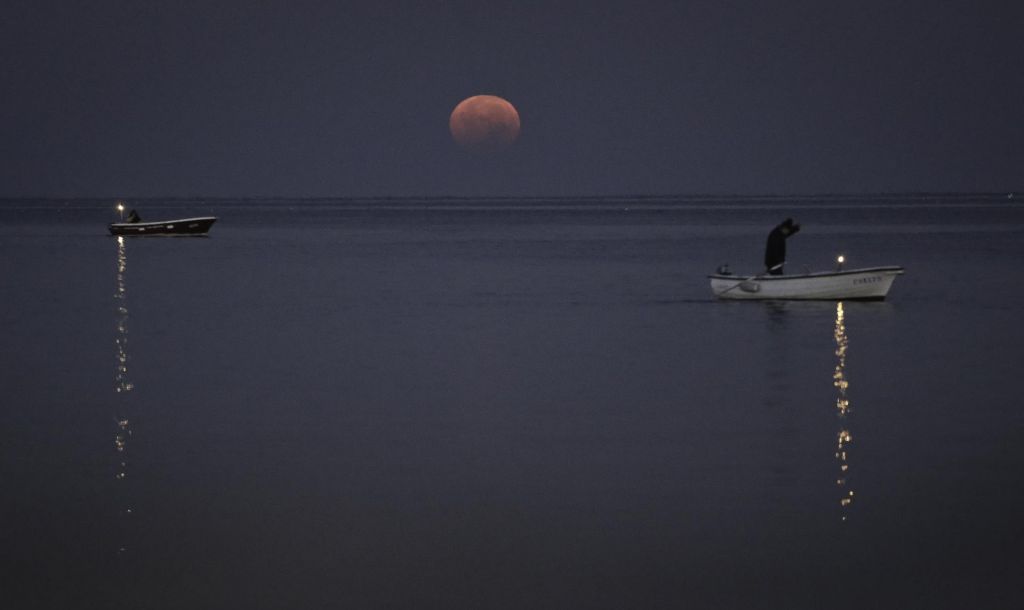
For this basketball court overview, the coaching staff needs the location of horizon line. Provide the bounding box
[0,191,1018,202]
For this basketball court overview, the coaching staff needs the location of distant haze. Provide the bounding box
[0,1,1020,197]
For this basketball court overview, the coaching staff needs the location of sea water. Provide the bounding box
[1,196,1022,608]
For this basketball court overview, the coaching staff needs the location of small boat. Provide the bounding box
[108,216,217,236]
[709,266,904,300]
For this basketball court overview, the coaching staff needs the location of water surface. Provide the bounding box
[1,196,1022,608]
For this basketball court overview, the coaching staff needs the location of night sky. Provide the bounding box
[2,0,1020,197]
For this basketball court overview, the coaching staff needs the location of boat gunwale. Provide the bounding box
[108,216,217,229]
[707,265,904,281]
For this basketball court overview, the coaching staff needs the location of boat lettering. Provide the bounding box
[853,276,881,284]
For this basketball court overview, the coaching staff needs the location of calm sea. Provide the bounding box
[1,196,1022,609]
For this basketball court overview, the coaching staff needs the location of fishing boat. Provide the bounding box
[709,265,904,300]
[108,202,217,236]
[108,216,217,236]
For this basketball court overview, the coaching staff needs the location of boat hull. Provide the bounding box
[709,266,904,300]
[109,217,217,236]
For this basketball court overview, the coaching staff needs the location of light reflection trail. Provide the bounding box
[115,236,133,395]
[833,301,854,521]
[114,236,134,555]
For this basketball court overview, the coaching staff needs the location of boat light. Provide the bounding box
[836,255,845,270]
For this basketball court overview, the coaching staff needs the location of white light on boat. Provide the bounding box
[837,255,845,264]
[116,202,125,212]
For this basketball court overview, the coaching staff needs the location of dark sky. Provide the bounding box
[1,0,1021,197]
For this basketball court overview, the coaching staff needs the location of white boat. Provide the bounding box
[709,266,904,300]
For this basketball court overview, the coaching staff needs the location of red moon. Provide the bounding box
[449,95,521,153]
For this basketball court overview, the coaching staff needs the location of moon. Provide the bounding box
[449,95,521,153]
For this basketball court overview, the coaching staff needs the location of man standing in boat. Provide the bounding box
[764,218,800,275]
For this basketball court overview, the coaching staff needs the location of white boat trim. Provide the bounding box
[108,216,217,229]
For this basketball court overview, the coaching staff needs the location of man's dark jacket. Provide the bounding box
[764,220,800,273]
